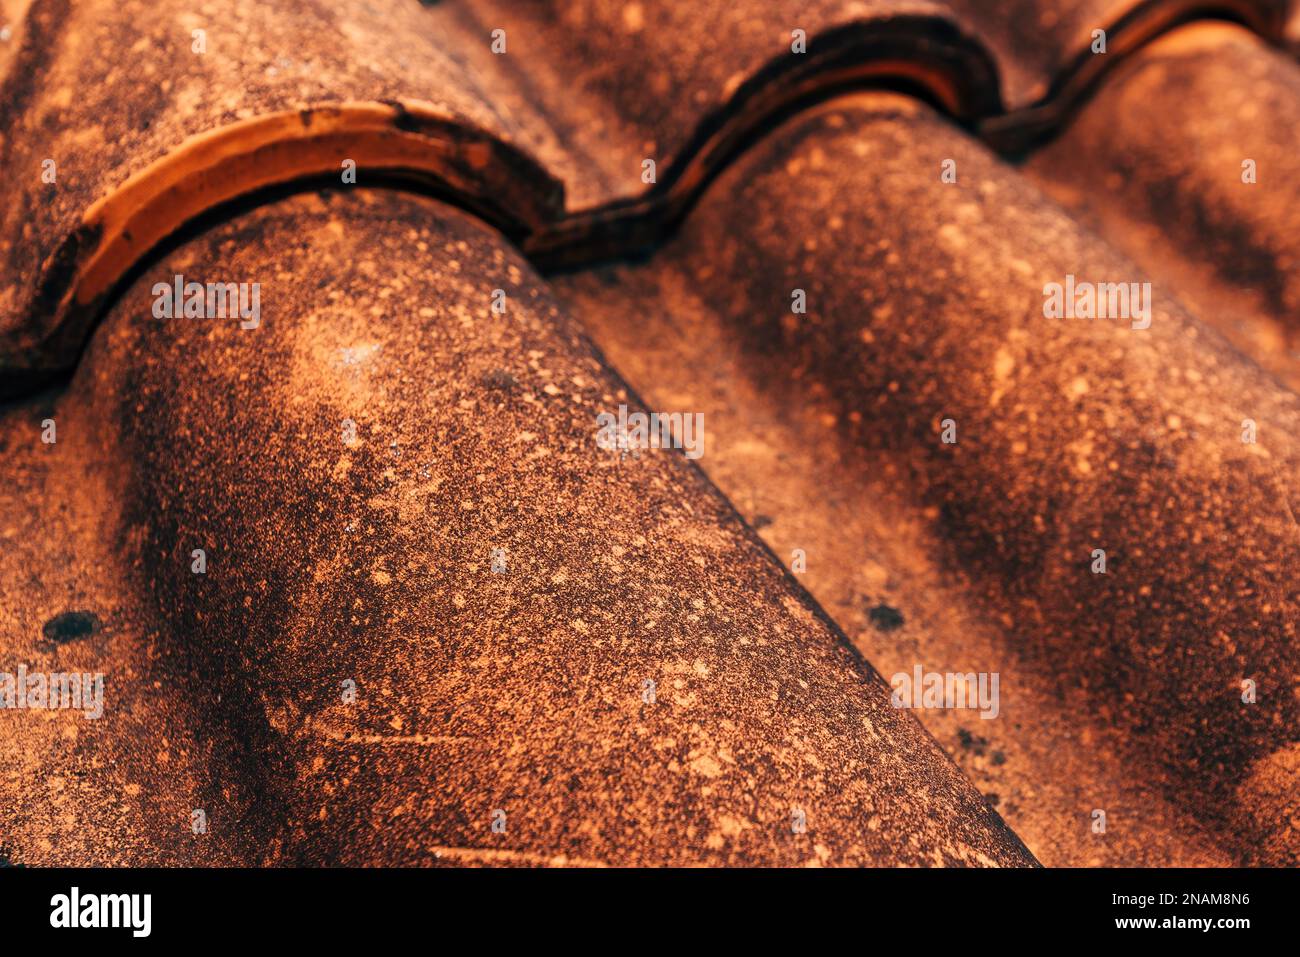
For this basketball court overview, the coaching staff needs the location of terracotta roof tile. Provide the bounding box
[0,0,569,387]
[9,0,1292,384]
[1026,21,1300,389]
[552,90,1300,865]
[0,189,1034,865]
[2,0,1299,867]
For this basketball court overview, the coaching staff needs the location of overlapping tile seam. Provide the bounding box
[0,0,1289,396]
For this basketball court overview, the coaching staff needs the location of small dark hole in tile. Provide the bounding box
[41,610,102,644]
[867,603,904,632]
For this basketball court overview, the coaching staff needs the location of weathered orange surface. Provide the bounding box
[1,0,1298,867]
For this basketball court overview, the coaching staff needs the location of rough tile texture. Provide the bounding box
[5,0,1300,869]
[555,92,1300,865]
[1026,21,1300,390]
[0,189,1034,866]
[13,0,1285,383]
[0,0,566,384]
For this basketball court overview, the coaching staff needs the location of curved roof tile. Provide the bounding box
[552,91,1300,865]
[1026,21,1300,390]
[3,0,1298,869]
[0,0,565,387]
[0,189,1034,866]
